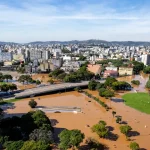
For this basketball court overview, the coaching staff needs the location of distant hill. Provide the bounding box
[27,40,150,46]
[0,41,18,45]
[1,40,150,46]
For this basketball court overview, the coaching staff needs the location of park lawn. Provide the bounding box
[122,92,150,114]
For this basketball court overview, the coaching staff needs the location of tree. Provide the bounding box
[116,116,122,124]
[132,61,144,74]
[20,110,53,136]
[9,83,17,91]
[96,83,106,90]
[29,129,53,144]
[28,99,37,108]
[104,77,117,87]
[143,66,150,74]
[50,69,64,78]
[70,129,85,149]
[146,79,150,89]
[112,111,116,117]
[85,137,106,150]
[112,81,131,91]
[0,108,4,120]
[5,140,24,150]
[98,120,107,126]
[18,75,32,84]
[130,142,140,150]
[74,87,82,92]
[48,79,54,84]
[99,88,114,98]
[57,73,67,80]
[31,110,52,130]
[0,83,10,92]
[0,97,3,102]
[58,129,71,150]
[21,140,50,150]
[36,80,41,85]
[78,55,86,61]
[0,73,4,82]
[131,80,140,85]
[120,125,132,139]
[59,129,85,150]
[91,124,108,138]
[3,74,12,82]
[88,80,98,91]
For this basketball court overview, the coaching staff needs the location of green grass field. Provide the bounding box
[122,93,150,114]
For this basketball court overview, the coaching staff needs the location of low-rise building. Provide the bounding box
[61,61,80,72]
[103,70,118,78]
[105,66,118,71]
[119,67,133,76]
[87,64,101,75]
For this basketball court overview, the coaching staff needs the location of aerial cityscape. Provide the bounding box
[0,0,150,150]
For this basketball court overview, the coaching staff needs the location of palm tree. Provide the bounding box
[112,111,116,117]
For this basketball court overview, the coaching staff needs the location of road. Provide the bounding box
[15,80,105,98]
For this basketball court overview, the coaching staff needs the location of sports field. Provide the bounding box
[123,92,150,114]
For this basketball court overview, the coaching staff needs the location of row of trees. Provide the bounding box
[83,91,110,111]
[88,77,131,98]
[0,83,17,92]
[18,75,41,85]
[0,73,12,82]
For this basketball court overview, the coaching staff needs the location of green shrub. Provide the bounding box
[131,80,140,85]
[28,99,37,108]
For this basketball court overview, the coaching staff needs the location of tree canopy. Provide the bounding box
[59,129,85,150]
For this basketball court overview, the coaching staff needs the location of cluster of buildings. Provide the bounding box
[86,64,133,78]
[0,43,149,75]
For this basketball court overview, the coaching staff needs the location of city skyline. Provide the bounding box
[1,0,150,42]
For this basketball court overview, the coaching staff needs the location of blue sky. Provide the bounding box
[0,0,150,43]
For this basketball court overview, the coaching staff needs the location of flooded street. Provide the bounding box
[6,90,150,150]
[117,74,149,92]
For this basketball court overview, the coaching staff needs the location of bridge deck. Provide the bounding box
[15,81,89,98]
[15,80,105,98]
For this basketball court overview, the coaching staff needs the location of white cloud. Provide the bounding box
[0,0,150,42]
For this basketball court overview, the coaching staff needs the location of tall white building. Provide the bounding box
[141,54,150,65]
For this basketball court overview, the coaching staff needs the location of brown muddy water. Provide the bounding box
[5,91,150,150]
[117,74,149,92]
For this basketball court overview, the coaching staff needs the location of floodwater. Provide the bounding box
[32,74,61,84]
[6,91,150,150]
[117,74,149,92]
